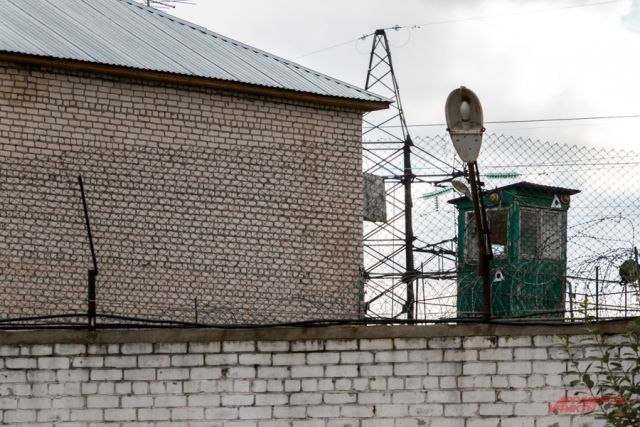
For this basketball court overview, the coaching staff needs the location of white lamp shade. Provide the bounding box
[445,87,485,162]
[451,134,483,163]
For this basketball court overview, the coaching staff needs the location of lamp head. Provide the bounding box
[445,86,485,163]
[451,177,472,199]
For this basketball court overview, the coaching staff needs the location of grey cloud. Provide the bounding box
[623,0,640,32]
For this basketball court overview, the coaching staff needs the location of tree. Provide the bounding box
[565,315,640,426]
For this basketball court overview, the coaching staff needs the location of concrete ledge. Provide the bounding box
[0,319,636,345]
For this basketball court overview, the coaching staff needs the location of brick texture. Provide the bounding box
[0,61,365,323]
[0,332,606,426]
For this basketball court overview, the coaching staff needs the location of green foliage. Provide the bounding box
[565,316,640,426]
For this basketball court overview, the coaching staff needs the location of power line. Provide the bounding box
[293,39,361,60]
[397,0,624,31]
[364,114,640,129]
[293,0,624,59]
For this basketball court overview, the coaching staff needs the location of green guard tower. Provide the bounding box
[449,182,580,319]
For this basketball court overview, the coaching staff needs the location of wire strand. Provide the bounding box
[363,114,640,130]
[293,0,625,59]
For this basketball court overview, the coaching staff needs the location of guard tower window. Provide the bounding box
[520,207,563,261]
[465,208,508,261]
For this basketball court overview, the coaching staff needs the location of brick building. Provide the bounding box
[0,0,387,324]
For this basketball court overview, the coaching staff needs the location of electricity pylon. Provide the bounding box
[362,29,417,320]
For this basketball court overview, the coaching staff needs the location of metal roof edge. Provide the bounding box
[0,51,390,112]
[447,181,581,205]
[115,0,387,104]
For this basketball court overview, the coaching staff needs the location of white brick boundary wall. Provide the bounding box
[0,322,632,427]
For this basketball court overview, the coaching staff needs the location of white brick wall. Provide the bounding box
[0,325,619,426]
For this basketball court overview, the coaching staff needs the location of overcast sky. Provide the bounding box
[165,0,640,151]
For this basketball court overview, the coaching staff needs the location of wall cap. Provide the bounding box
[0,320,635,345]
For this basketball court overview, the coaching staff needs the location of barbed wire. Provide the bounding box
[364,133,640,321]
[1,133,640,326]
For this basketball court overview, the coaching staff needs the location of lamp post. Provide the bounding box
[445,87,493,321]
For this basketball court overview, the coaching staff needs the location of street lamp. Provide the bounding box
[445,86,493,321]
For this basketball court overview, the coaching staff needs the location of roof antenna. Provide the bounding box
[143,0,195,9]
[78,175,98,330]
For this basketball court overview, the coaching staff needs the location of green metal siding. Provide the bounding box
[452,183,575,319]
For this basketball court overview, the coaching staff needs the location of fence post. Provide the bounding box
[79,175,98,330]
[595,266,599,321]
[88,269,97,329]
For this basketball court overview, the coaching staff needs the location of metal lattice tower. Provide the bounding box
[362,29,417,319]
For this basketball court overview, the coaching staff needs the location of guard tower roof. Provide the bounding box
[447,181,581,205]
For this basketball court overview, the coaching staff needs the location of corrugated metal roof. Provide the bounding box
[491,182,581,195]
[0,0,386,103]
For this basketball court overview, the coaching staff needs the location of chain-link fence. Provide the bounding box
[2,132,639,327]
[364,133,640,322]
